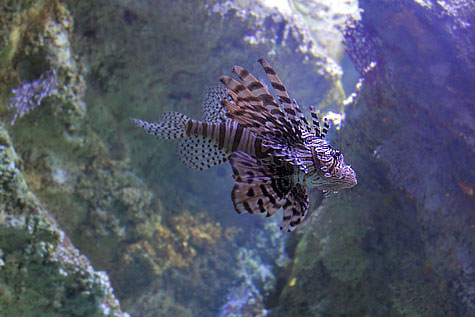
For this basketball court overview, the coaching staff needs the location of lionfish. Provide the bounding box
[132,59,357,231]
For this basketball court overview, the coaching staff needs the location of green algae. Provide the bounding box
[0,121,125,315]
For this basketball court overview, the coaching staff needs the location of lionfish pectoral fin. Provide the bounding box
[230,152,290,216]
[281,184,309,232]
[177,136,229,170]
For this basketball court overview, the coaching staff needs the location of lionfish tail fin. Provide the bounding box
[230,152,292,217]
[131,111,189,139]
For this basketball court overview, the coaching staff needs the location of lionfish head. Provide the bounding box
[308,145,357,192]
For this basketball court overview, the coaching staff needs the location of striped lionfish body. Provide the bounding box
[132,59,357,231]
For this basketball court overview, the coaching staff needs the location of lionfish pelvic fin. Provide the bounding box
[230,152,291,217]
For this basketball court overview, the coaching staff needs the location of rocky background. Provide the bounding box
[0,0,473,316]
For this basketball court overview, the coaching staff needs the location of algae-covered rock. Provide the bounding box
[270,0,474,315]
[1,0,86,129]
[0,122,126,316]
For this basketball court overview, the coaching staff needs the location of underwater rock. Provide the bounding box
[0,122,126,316]
[1,0,87,131]
[271,0,474,315]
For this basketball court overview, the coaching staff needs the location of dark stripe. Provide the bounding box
[239,68,249,78]
[186,120,193,135]
[243,96,260,102]
[254,138,265,158]
[218,122,226,149]
[234,84,246,93]
[257,199,265,213]
[232,124,244,152]
[260,184,276,205]
[271,179,284,198]
[271,82,286,91]
[246,188,255,197]
[253,104,267,112]
[202,122,208,138]
[252,115,267,125]
[243,201,253,214]
[280,96,292,104]
[248,81,264,91]
[284,108,296,116]
[291,218,302,226]
[283,200,292,208]
[263,66,276,75]
[260,94,275,105]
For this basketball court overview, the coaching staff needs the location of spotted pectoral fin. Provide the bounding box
[229,152,291,216]
[177,136,229,170]
[280,184,309,232]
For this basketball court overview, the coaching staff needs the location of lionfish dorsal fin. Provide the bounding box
[230,152,292,216]
[231,65,283,116]
[177,136,228,170]
[219,75,284,137]
[220,61,305,143]
[293,98,312,134]
[257,59,290,102]
[202,85,228,123]
[309,106,321,137]
[321,117,330,139]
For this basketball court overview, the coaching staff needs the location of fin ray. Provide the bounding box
[230,152,293,216]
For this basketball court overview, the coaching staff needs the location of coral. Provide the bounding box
[219,283,267,317]
[120,211,240,315]
[128,290,193,317]
[75,157,155,241]
[219,219,289,316]
[1,0,87,130]
[122,211,225,274]
[389,267,452,315]
[7,68,58,125]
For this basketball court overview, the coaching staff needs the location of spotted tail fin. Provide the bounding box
[131,111,189,139]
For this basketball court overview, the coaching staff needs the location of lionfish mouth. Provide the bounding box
[333,166,357,190]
